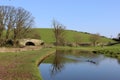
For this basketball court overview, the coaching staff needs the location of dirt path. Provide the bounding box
[0,46,42,52]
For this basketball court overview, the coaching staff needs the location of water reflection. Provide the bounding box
[39,50,120,80]
[64,50,105,65]
[50,50,105,76]
[50,50,65,76]
[117,59,120,64]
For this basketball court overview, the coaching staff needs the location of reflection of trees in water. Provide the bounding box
[117,59,120,64]
[50,50,108,76]
[50,50,65,76]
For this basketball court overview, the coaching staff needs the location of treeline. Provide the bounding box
[0,6,34,47]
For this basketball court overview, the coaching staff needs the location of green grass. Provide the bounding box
[95,44,120,53]
[32,28,114,44]
[55,44,120,59]
[32,28,55,43]
[0,44,120,80]
[0,28,118,80]
[0,48,55,80]
[92,44,120,59]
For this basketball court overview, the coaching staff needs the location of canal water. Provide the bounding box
[39,50,120,80]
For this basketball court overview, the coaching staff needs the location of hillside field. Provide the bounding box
[32,28,114,44]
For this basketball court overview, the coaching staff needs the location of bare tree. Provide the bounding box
[90,33,100,47]
[52,20,66,46]
[0,6,14,46]
[0,6,6,39]
[12,7,34,46]
[4,6,16,40]
[118,33,120,40]
[0,6,34,47]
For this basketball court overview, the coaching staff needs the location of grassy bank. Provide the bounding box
[93,44,120,58]
[54,46,95,53]
[0,48,55,80]
[56,44,120,59]
[0,45,120,80]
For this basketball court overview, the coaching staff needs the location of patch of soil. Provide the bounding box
[0,46,42,52]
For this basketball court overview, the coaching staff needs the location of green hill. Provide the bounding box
[32,28,114,44]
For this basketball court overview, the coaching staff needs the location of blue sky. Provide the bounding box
[0,0,120,38]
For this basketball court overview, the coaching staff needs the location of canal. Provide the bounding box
[39,50,120,80]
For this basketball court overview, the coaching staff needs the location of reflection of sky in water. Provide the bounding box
[39,52,120,80]
[64,55,105,65]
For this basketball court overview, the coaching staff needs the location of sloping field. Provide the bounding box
[32,28,114,44]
